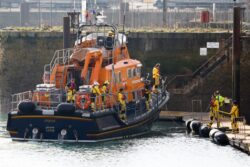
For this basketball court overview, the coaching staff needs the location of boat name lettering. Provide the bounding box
[44,119,56,123]
[45,126,55,132]
[122,135,131,139]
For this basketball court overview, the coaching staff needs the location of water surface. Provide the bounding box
[0,112,249,167]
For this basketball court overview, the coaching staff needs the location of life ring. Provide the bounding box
[76,94,91,110]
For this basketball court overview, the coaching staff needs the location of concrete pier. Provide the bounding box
[164,110,250,155]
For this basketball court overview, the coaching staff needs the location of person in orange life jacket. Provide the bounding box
[65,78,76,103]
[118,88,127,120]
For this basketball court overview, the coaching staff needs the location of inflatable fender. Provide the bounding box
[190,120,202,134]
[185,119,193,132]
[213,131,229,145]
[199,125,211,138]
[209,129,220,139]
[56,103,76,116]
[18,101,36,114]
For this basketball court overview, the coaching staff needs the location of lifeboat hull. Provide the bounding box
[7,92,168,142]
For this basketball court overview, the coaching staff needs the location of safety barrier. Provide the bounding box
[11,85,164,120]
[11,91,33,111]
[11,90,64,111]
[233,117,247,138]
[32,90,63,110]
[44,48,74,75]
[83,88,161,120]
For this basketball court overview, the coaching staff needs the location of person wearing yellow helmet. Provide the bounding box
[101,81,110,109]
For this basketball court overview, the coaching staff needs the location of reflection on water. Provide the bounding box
[0,112,249,167]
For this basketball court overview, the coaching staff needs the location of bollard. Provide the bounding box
[185,119,193,132]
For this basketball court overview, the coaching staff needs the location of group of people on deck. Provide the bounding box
[208,90,239,133]
[64,63,162,120]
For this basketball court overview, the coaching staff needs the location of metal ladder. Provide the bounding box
[167,36,232,95]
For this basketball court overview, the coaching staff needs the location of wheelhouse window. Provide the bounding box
[132,68,136,77]
[115,72,122,83]
[127,69,132,78]
[136,67,141,77]
[128,68,138,78]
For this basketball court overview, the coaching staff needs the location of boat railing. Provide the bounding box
[89,88,158,118]
[44,48,74,75]
[33,91,63,110]
[11,90,64,111]
[11,91,33,111]
[88,94,117,112]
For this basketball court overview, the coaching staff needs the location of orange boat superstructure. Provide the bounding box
[33,24,144,109]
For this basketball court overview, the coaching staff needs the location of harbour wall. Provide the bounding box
[0,31,249,123]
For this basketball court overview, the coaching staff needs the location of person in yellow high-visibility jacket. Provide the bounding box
[65,79,76,103]
[101,81,109,109]
[91,81,101,112]
[152,63,160,93]
[208,95,216,128]
[118,88,127,120]
[229,100,239,133]
[214,90,225,110]
[144,81,152,111]
[213,97,220,128]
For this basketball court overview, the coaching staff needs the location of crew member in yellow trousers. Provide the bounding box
[229,100,239,133]
[91,81,101,112]
[144,81,151,111]
[208,95,216,128]
[101,81,109,109]
[118,88,127,120]
[65,79,76,103]
[214,97,221,128]
[152,63,160,93]
[208,95,220,128]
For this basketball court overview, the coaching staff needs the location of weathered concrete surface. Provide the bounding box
[0,31,249,123]
[128,32,231,75]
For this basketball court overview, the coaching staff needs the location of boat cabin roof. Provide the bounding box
[75,32,127,46]
[105,59,142,70]
[70,48,101,62]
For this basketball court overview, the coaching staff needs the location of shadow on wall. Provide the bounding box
[0,33,72,112]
